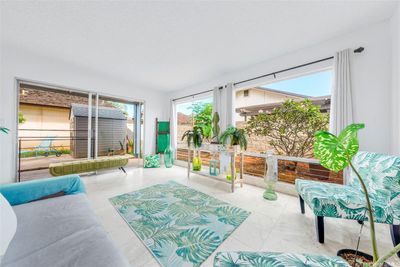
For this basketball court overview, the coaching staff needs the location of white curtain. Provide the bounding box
[225,82,235,129]
[170,100,177,153]
[329,48,353,135]
[212,86,221,120]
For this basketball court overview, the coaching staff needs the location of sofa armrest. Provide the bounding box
[0,175,85,206]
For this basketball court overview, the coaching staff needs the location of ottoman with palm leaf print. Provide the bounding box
[295,151,400,253]
[213,252,350,267]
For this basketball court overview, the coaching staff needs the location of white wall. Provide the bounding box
[391,4,400,155]
[0,44,168,184]
[169,20,395,155]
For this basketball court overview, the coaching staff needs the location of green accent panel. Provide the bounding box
[49,156,129,176]
[144,154,161,168]
[157,134,170,153]
[214,252,350,267]
[295,151,400,225]
[109,181,250,267]
[158,121,170,133]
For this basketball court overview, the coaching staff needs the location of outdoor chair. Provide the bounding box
[33,137,61,157]
[295,151,400,254]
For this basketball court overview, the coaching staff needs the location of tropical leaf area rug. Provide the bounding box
[109,181,250,267]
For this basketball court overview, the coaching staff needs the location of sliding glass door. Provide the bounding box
[17,81,143,181]
[96,95,142,160]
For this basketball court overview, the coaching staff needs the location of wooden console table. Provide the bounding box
[186,146,244,192]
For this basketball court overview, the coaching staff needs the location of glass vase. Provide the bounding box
[209,154,219,176]
[263,150,278,200]
[192,156,202,171]
[164,145,174,168]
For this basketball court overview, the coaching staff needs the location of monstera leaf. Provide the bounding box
[175,228,221,265]
[313,123,365,172]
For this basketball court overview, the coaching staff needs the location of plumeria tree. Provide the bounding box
[246,99,328,157]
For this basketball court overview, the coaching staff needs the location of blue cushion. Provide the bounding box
[0,175,85,206]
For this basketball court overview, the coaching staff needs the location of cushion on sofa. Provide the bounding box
[1,194,129,267]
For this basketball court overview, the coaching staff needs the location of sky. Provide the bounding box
[261,70,332,97]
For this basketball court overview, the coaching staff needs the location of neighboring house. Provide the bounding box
[18,85,90,150]
[235,87,307,122]
[18,84,133,152]
[235,87,330,122]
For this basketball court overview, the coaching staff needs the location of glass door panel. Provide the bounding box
[18,83,92,181]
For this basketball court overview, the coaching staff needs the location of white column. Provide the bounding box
[225,82,235,128]
[87,93,92,159]
[94,94,99,158]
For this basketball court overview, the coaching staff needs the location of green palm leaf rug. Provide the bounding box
[109,181,250,267]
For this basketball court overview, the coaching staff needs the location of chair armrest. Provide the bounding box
[0,175,85,206]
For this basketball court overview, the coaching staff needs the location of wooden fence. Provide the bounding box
[177,148,343,184]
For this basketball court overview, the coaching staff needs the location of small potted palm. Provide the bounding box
[182,126,203,171]
[314,123,400,266]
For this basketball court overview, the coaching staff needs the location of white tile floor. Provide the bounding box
[83,166,399,267]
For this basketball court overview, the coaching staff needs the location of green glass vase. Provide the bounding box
[192,156,202,171]
[164,146,174,168]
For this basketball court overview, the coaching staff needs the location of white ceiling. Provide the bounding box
[1,1,398,92]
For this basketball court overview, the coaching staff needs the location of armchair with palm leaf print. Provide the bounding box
[295,151,400,252]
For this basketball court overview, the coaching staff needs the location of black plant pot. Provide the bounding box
[337,249,392,267]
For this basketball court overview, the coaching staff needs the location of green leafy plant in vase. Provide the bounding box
[263,150,278,201]
[182,126,203,171]
[220,126,248,181]
[314,123,400,266]
[220,126,248,151]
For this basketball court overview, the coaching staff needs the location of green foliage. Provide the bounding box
[20,149,70,158]
[246,99,329,157]
[18,112,26,124]
[107,101,129,117]
[220,126,248,150]
[314,123,365,172]
[181,126,203,148]
[191,102,212,140]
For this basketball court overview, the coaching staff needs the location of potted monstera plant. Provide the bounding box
[314,123,400,267]
[182,126,203,171]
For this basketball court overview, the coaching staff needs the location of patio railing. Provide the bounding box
[176,148,343,184]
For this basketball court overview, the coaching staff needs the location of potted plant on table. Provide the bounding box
[182,126,203,171]
[313,123,400,267]
[220,126,248,181]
